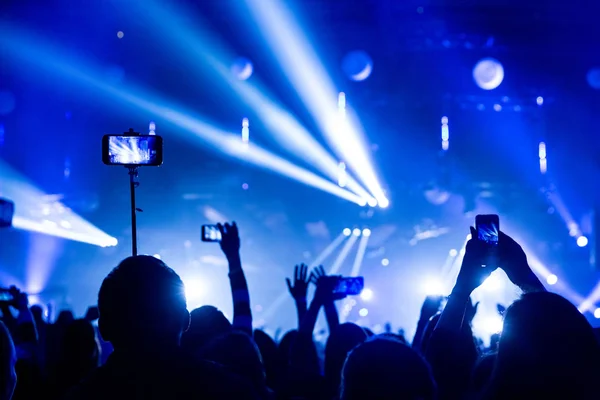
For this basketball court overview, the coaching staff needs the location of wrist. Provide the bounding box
[449,288,472,302]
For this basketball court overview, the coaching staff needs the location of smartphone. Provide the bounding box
[102,135,163,166]
[476,214,500,246]
[0,198,14,228]
[333,277,364,296]
[201,225,222,242]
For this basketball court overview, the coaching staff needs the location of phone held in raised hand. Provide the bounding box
[201,224,222,242]
[333,277,364,296]
[476,214,499,246]
[102,134,163,166]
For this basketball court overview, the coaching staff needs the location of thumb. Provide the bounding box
[286,278,292,292]
[470,226,476,239]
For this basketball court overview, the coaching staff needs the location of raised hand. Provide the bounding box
[217,222,240,259]
[497,231,537,288]
[310,266,345,305]
[420,295,445,321]
[286,264,310,302]
[454,227,498,296]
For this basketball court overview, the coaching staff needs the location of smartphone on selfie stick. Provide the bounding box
[102,129,164,256]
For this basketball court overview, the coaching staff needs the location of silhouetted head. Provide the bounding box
[30,305,44,325]
[63,319,100,369]
[253,330,278,388]
[487,292,600,399]
[57,310,75,326]
[0,321,16,400]
[277,329,298,368]
[200,331,266,395]
[340,336,436,400]
[181,305,231,353]
[379,332,407,344]
[98,255,189,351]
[325,323,367,392]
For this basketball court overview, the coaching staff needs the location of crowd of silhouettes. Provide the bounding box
[1,221,600,399]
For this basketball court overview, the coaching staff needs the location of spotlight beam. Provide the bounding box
[349,234,369,278]
[133,1,371,201]
[0,160,117,247]
[241,0,388,203]
[0,26,365,206]
[328,235,359,276]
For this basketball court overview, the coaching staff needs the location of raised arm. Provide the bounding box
[498,231,546,294]
[286,264,310,328]
[412,295,444,351]
[311,266,340,333]
[218,222,252,335]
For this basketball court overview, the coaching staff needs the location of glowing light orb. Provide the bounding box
[362,228,371,237]
[594,308,600,319]
[586,68,600,90]
[343,228,352,237]
[360,288,373,301]
[473,58,504,90]
[381,258,389,266]
[231,57,254,81]
[546,274,558,285]
[342,50,373,82]
[352,228,361,237]
[577,236,588,247]
[358,307,369,317]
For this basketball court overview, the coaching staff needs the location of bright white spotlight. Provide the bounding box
[546,274,558,285]
[153,254,161,260]
[358,307,369,317]
[481,272,503,291]
[352,228,361,237]
[343,228,352,237]
[337,161,347,188]
[423,279,445,296]
[577,236,588,247]
[493,104,502,112]
[480,316,503,334]
[378,198,389,209]
[473,57,504,90]
[381,258,389,266]
[568,222,579,237]
[536,96,544,106]
[360,288,373,301]
[184,279,205,307]
[117,31,124,39]
[231,57,254,80]
[538,142,546,159]
[362,228,371,237]
[594,308,600,319]
[366,197,377,207]
[449,249,458,257]
[342,50,373,82]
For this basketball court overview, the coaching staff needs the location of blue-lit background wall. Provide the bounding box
[1,0,600,342]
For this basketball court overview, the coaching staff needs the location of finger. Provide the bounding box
[294,265,300,282]
[217,223,225,235]
[318,265,325,276]
[309,272,317,284]
[301,264,307,281]
[286,278,292,292]
[470,226,477,239]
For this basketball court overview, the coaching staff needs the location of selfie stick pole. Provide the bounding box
[127,166,139,256]
[123,128,141,257]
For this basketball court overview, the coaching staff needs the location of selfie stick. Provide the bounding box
[123,128,142,256]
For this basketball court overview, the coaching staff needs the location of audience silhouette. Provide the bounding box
[1,222,599,400]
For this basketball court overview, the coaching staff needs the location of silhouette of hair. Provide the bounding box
[380,332,407,344]
[98,255,188,349]
[325,323,368,395]
[0,321,16,400]
[277,329,298,368]
[181,305,231,353]
[199,331,267,396]
[57,310,75,326]
[253,329,279,389]
[485,292,600,399]
[341,336,436,400]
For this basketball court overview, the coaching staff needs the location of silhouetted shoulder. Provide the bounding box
[64,351,260,400]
